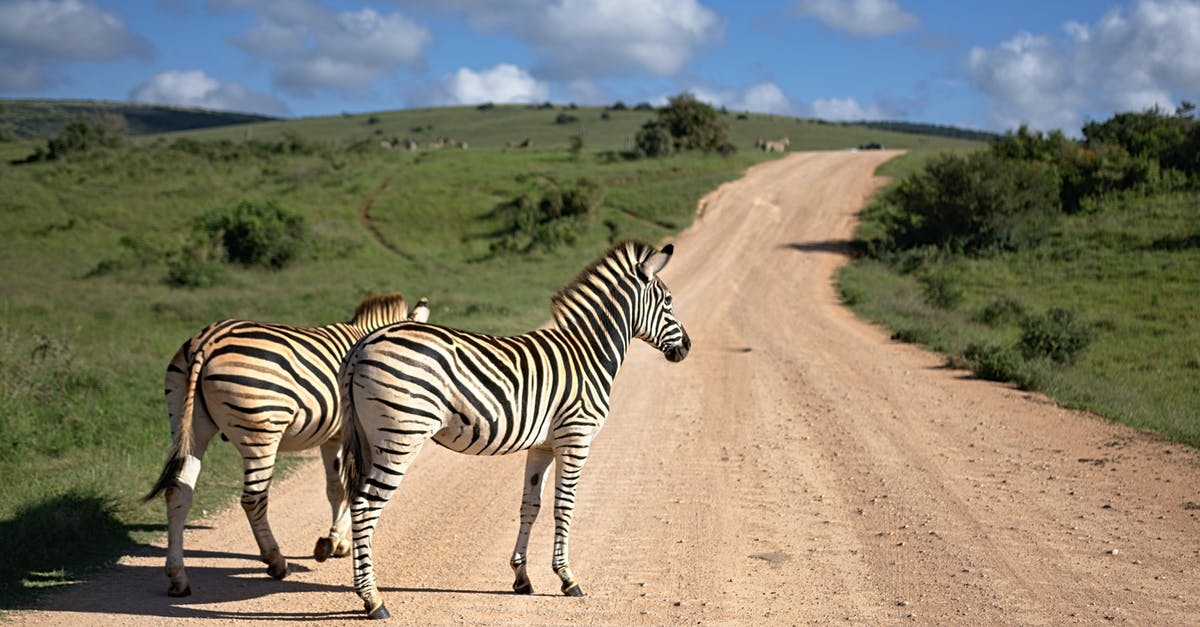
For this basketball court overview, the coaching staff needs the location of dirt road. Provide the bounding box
[12,151,1200,625]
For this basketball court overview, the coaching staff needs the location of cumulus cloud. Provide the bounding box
[418,0,721,80]
[795,0,919,37]
[1067,0,1200,113]
[0,0,152,91]
[689,82,798,115]
[222,1,430,96]
[425,64,550,106]
[130,69,290,116]
[965,0,1200,133]
[808,96,887,121]
[966,32,1085,132]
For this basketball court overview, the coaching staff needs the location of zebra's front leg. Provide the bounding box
[551,446,590,597]
[238,446,287,580]
[314,438,351,562]
[510,447,554,594]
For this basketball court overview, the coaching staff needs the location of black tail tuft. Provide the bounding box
[144,455,183,502]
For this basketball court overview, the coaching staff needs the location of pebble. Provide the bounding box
[1109,548,1120,555]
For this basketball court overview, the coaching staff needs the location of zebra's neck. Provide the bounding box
[550,280,635,383]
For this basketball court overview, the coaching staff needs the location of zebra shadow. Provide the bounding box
[779,240,854,256]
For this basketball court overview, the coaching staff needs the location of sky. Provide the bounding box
[1,0,1199,135]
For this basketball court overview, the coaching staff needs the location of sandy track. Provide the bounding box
[11,151,1200,625]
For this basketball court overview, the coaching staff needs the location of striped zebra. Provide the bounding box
[756,136,790,152]
[338,240,690,619]
[144,293,430,598]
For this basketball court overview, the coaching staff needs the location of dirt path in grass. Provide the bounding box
[11,151,1200,625]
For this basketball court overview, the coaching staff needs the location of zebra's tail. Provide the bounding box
[339,354,372,504]
[144,348,204,502]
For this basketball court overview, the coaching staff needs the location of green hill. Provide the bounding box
[146,103,985,153]
[0,99,277,140]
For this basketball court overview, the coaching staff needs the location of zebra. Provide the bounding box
[144,293,430,598]
[757,136,789,152]
[338,240,690,619]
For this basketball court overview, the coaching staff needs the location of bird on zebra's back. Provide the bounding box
[144,293,430,598]
[338,239,691,619]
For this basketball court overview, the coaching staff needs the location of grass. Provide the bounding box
[839,152,1200,447]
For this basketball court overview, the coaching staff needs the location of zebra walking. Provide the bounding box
[145,293,430,597]
[339,240,690,619]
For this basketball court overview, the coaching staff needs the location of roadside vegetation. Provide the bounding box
[839,103,1200,447]
[0,95,982,608]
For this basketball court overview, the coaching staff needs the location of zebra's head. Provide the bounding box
[634,244,691,363]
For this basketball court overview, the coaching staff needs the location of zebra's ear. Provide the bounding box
[638,244,673,281]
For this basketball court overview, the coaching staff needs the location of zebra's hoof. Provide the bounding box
[267,561,288,580]
[562,583,584,597]
[367,602,391,620]
[167,583,191,598]
[314,537,333,562]
[513,580,533,594]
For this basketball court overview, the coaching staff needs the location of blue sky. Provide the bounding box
[2,0,1199,134]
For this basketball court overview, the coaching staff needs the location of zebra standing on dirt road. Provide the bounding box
[338,240,691,619]
[145,293,430,597]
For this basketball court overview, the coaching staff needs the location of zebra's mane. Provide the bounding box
[349,293,409,326]
[550,239,654,318]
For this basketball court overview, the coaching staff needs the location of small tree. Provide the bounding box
[655,92,729,153]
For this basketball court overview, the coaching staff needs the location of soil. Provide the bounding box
[11,151,1200,625]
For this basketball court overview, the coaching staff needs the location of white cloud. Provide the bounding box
[966,32,1085,132]
[1067,0,1200,113]
[684,82,798,115]
[429,64,550,106]
[420,0,721,79]
[225,2,430,96]
[809,96,887,121]
[129,69,290,116]
[795,0,919,37]
[964,0,1200,133]
[0,0,152,91]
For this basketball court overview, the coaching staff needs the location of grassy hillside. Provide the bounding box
[0,99,276,140]
[144,103,983,153]
[839,151,1200,447]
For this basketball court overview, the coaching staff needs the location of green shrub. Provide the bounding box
[919,270,964,309]
[974,296,1028,327]
[635,121,673,158]
[965,342,1039,389]
[1019,307,1094,364]
[655,92,730,153]
[879,151,1061,253]
[165,232,227,288]
[197,199,309,269]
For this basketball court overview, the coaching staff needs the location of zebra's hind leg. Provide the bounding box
[162,426,219,597]
[551,446,590,597]
[237,444,287,580]
[315,438,351,562]
[348,438,430,619]
[510,448,554,594]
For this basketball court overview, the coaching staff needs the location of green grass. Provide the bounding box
[839,153,1200,447]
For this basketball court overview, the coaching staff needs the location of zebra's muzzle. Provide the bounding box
[664,331,691,363]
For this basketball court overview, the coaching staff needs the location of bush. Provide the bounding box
[165,232,227,288]
[1019,307,1094,364]
[878,151,1061,253]
[196,199,309,269]
[655,92,729,153]
[555,113,579,125]
[488,178,603,256]
[919,270,964,309]
[965,342,1039,389]
[635,121,673,158]
[974,296,1028,327]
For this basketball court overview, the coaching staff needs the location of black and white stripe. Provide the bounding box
[145,293,428,598]
[339,240,690,619]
